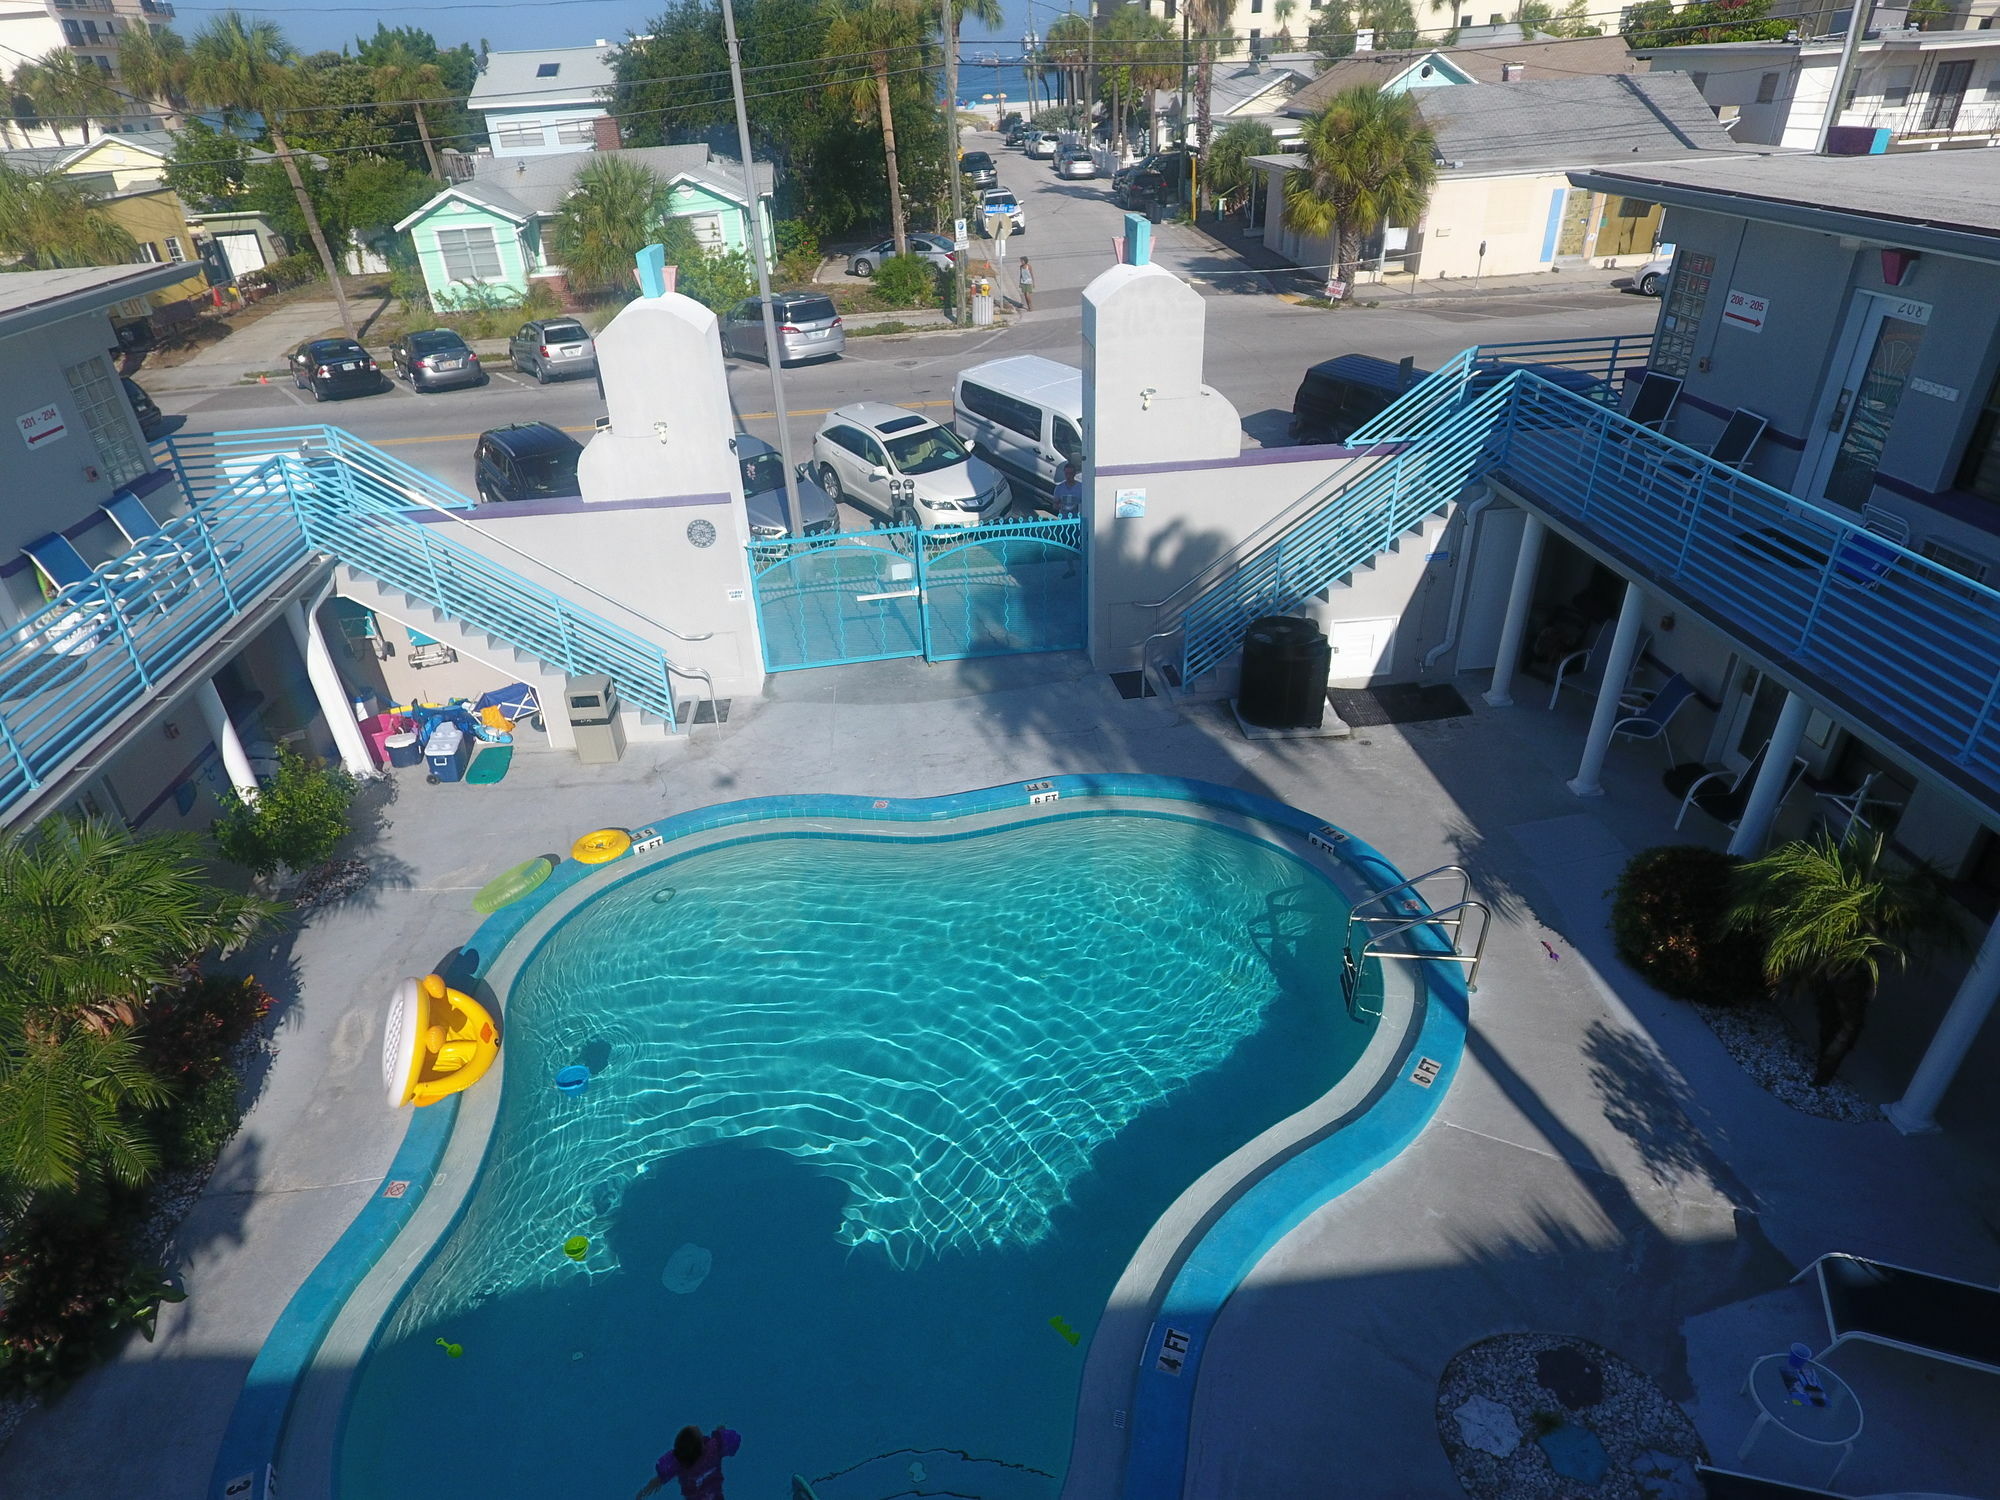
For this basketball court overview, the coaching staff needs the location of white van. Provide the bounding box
[953,356,1084,505]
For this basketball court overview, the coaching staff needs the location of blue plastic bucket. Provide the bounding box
[554,1065,591,1094]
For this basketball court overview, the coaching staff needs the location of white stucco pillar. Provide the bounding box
[287,597,377,778]
[197,679,258,803]
[1565,579,1647,798]
[1483,513,1546,709]
[1886,909,2000,1134]
[1726,691,1811,858]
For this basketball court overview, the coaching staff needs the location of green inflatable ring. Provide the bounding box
[471,855,554,915]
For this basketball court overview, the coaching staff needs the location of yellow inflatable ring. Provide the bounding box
[572,827,632,864]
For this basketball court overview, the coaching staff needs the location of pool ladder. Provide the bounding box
[1340,864,1490,1018]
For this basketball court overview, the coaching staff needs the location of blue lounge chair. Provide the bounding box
[102,489,204,590]
[1695,1464,1844,1500]
[1609,672,1697,764]
[20,535,116,656]
[1795,1252,2000,1377]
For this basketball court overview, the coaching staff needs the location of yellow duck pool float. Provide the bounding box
[384,974,501,1108]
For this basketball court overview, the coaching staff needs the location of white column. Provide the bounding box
[1886,909,2000,1134]
[1483,514,1545,709]
[197,679,258,803]
[287,598,377,778]
[1726,691,1810,857]
[1565,579,1647,798]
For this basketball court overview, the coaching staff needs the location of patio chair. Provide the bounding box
[102,489,205,588]
[1548,622,1653,710]
[1672,739,1808,831]
[1794,1252,2000,1377]
[1694,1465,1845,1500]
[1608,672,1697,764]
[20,535,119,656]
[1627,372,1683,431]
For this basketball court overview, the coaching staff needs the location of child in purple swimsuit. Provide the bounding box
[637,1424,740,1500]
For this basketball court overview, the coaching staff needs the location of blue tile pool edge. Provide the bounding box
[207,774,1461,1500]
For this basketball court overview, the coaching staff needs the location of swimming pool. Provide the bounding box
[248,780,1457,1500]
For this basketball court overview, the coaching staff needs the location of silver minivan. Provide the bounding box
[719,292,845,365]
[953,355,1085,506]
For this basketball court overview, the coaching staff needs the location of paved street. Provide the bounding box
[150,128,1658,511]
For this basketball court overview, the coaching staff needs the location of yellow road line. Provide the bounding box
[369,399,955,448]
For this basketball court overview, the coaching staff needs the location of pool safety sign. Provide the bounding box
[1151,1323,1195,1376]
[16,401,66,450]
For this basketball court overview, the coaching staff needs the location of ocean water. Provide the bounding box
[339,812,1371,1500]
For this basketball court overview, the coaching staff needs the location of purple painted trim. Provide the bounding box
[401,491,733,522]
[1,467,172,579]
[1872,472,2000,541]
[1672,387,1806,451]
[1096,442,1404,479]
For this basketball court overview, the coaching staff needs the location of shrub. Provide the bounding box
[872,252,943,310]
[0,1197,183,1397]
[678,248,755,312]
[775,220,821,285]
[155,1070,246,1171]
[142,972,272,1087]
[1610,845,1768,1005]
[211,747,356,877]
[245,251,321,292]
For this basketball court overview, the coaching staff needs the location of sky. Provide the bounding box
[214,0,1051,62]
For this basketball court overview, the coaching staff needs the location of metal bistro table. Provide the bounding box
[1739,1352,1864,1485]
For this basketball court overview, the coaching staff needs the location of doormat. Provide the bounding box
[1108,670,1157,701]
[676,698,732,725]
[464,746,513,784]
[1326,682,1473,728]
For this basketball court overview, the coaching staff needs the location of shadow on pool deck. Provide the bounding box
[4,652,1997,1499]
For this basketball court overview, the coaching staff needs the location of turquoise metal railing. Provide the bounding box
[1171,355,2000,812]
[0,426,695,824]
[1473,332,1655,387]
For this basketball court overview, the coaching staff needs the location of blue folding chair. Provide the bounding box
[103,489,203,589]
[1608,672,1697,764]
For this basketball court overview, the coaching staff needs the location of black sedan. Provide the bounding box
[390,329,485,393]
[289,339,384,401]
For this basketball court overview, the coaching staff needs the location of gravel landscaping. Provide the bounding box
[1691,1001,1878,1123]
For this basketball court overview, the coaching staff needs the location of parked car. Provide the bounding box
[288,338,383,401]
[813,403,1012,529]
[473,422,583,504]
[506,318,596,384]
[1054,145,1097,180]
[848,232,956,277]
[121,376,167,440]
[954,355,1083,503]
[1001,118,1031,146]
[1112,169,1170,215]
[1288,354,1615,445]
[719,291,845,365]
[1024,131,1060,160]
[1633,252,1673,296]
[960,150,999,189]
[979,188,1027,235]
[390,328,485,392]
[736,434,840,543]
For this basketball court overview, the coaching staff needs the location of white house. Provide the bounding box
[468,42,621,158]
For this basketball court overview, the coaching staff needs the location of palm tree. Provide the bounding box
[1185,0,1240,199]
[549,154,673,293]
[824,0,929,258]
[117,22,192,122]
[1204,117,1274,212]
[0,163,137,266]
[14,49,118,146]
[0,1025,171,1205]
[369,39,447,179]
[1100,5,1176,155]
[1273,0,1300,48]
[1729,831,1965,1086]
[1283,84,1436,286]
[187,11,358,338]
[1043,11,1090,114]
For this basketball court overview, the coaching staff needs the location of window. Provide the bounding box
[62,18,82,42]
[1251,0,1263,11]
[1954,362,2000,500]
[1919,537,1990,583]
[961,382,1042,440]
[1649,249,1714,379]
[683,212,724,249]
[1756,71,1780,104]
[436,225,503,281]
[164,236,185,262]
[536,61,560,77]
[1882,65,1917,106]
[1053,416,1083,466]
[135,242,162,263]
[494,119,544,148]
[64,356,147,487]
[554,117,598,144]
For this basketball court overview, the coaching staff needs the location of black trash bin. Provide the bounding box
[1238,615,1332,729]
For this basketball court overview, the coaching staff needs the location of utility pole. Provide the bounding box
[943,0,968,327]
[1814,0,1874,154]
[1084,3,1097,147]
[1180,7,1191,175]
[720,0,803,534]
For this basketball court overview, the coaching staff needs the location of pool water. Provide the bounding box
[340,812,1373,1499]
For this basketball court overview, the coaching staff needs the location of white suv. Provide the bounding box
[813,403,1013,529]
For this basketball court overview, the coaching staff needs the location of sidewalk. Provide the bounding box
[138,289,392,394]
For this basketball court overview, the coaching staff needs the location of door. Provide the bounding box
[1921,59,1973,132]
[1715,660,1787,774]
[1800,293,1928,511]
[214,231,266,277]
[1328,617,1397,685]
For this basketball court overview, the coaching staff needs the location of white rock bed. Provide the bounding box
[1690,1001,1877,1123]
[1436,1333,1706,1500]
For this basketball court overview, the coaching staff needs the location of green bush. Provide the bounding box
[211,747,356,877]
[246,251,322,291]
[678,248,755,312]
[872,252,943,310]
[775,220,822,285]
[1610,845,1768,1004]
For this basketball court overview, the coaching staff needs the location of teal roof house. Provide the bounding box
[393,146,777,310]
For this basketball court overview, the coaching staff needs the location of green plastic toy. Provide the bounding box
[564,1234,590,1261]
[1049,1315,1080,1347]
[436,1337,463,1358]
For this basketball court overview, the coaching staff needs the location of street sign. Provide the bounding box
[953,218,968,250]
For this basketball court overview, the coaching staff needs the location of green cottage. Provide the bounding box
[394,146,776,310]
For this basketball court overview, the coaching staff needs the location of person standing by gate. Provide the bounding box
[1017,257,1035,311]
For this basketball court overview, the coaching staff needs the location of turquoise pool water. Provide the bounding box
[339,811,1373,1499]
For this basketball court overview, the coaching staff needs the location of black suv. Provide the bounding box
[289,338,383,401]
[960,150,998,189]
[474,422,583,504]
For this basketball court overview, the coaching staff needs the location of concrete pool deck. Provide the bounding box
[3,652,1996,1498]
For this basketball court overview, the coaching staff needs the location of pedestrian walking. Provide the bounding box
[1017,257,1035,311]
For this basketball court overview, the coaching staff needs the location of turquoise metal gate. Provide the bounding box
[750,518,1084,672]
